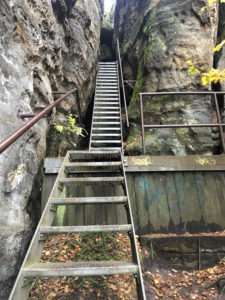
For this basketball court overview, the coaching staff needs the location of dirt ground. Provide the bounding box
[28,233,225,299]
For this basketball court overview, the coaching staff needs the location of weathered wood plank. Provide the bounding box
[202,172,222,228]
[124,155,225,172]
[44,155,225,174]
[115,184,127,225]
[134,174,151,234]
[164,173,181,229]
[214,172,225,228]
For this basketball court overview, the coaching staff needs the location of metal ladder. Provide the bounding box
[89,61,123,151]
[9,150,146,299]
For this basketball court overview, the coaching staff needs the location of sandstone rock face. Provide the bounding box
[114,0,220,155]
[0,0,102,298]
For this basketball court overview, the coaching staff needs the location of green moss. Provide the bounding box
[131,76,143,103]
[176,128,189,139]
[131,38,153,103]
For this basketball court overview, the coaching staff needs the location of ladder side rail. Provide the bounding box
[89,64,100,151]
[9,153,70,300]
[120,151,146,300]
[116,62,124,154]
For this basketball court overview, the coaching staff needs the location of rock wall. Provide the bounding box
[114,0,221,155]
[0,0,102,298]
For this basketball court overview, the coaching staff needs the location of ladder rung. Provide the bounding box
[95,105,119,108]
[95,104,119,107]
[97,80,118,83]
[99,67,117,69]
[97,77,117,79]
[51,196,128,205]
[40,224,132,234]
[98,70,117,72]
[92,128,121,131]
[58,177,124,185]
[95,98,119,100]
[96,82,118,84]
[23,261,138,277]
[96,94,119,97]
[96,86,119,91]
[68,151,121,161]
[91,140,122,144]
[94,111,120,114]
[90,147,122,151]
[64,162,121,167]
[93,122,120,124]
[92,134,121,137]
[93,117,120,119]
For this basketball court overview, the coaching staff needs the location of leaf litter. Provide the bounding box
[28,232,225,299]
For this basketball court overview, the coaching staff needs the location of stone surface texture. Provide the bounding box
[114,0,221,155]
[0,0,102,298]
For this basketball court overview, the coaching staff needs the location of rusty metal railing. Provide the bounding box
[116,39,129,127]
[139,91,225,154]
[0,88,77,154]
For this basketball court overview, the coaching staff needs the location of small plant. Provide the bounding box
[54,114,87,149]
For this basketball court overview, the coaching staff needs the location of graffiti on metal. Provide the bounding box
[132,157,152,166]
[195,157,216,166]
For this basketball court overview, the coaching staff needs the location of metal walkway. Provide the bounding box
[89,62,123,151]
[9,63,146,300]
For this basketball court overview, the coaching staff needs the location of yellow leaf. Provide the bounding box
[201,6,206,12]
[208,0,217,6]
[189,65,200,74]
[213,42,224,53]
[186,60,192,65]
[202,77,210,85]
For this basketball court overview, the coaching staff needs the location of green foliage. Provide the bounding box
[68,232,125,262]
[77,277,108,289]
[54,114,87,149]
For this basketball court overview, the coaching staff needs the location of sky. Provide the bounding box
[104,0,116,12]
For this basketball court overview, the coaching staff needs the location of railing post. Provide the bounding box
[116,39,129,127]
[213,92,225,153]
[140,93,146,154]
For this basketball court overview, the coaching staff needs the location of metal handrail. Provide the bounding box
[139,91,225,154]
[116,39,129,127]
[0,88,77,154]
